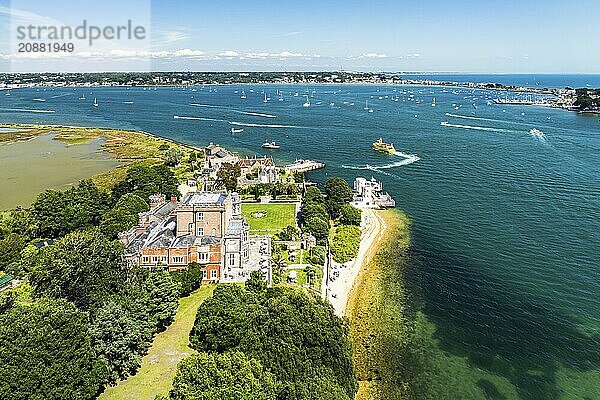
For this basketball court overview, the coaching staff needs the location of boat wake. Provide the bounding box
[190,103,277,118]
[441,121,513,133]
[238,111,277,118]
[529,128,547,142]
[342,151,420,170]
[228,121,305,129]
[174,115,226,122]
[0,108,55,114]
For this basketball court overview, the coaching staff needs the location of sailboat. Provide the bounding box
[240,90,246,99]
[364,100,369,110]
[93,98,98,107]
[303,95,310,107]
[432,97,436,107]
[263,93,268,103]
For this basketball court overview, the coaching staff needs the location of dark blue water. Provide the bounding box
[1,78,599,399]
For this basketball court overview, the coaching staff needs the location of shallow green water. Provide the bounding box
[0,134,120,209]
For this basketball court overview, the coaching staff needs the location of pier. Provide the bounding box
[284,159,325,174]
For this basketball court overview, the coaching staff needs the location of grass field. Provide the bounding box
[241,203,297,234]
[98,285,215,400]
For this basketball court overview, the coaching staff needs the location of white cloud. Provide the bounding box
[173,49,205,57]
[406,53,421,58]
[282,31,301,37]
[218,50,239,57]
[361,53,388,59]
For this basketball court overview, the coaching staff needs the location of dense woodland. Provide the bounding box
[163,276,357,400]
[0,155,360,399]
[0,164,189,399]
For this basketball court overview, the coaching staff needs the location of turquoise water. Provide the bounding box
[1,78,599,398]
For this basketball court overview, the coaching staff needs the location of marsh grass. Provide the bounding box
[0,124,198,190]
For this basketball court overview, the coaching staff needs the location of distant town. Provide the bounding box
[1,71,599,113]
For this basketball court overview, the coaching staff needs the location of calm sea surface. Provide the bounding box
[1,74,598,399]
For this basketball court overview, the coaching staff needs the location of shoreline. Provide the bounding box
[344,209,414,399]
[0,123,199,207]
[325,207,387,317]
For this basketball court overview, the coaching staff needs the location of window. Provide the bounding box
[202,270,207,279]
[197,227,204,236]
[228,253,236,266]
[142,256,149,263]
[211,269,217,279]
[173,256,184,264]
[199,252,209,262]
[197,212,204,221]
[211,228,217,237]
[152,256,158,263]
[188,223,194,234]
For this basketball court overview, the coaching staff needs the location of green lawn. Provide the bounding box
[241,203,297,234]
[98,285,215,400]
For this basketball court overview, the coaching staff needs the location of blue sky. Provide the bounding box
[1,0,599,72]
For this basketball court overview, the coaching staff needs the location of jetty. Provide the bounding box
[284,159,325,174]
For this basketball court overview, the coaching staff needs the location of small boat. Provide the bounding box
[93,98,98,107]
[263,93,268,103]
[240,90,246,99]
[262,141,280,149]
[79,94,86,100]
[5,91,10,96]
[231,128,244,134]
[372,138,396,155]
[33,98,46,102]
[123,101,134,104]
[432,97,436,107]
[303,95,310,107]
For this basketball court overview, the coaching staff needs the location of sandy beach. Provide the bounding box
[326,207,387,317]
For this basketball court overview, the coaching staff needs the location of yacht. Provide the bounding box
[263,93,268,103]
[303,95,310,107]
[240,90,246,99]
[231,128,244,134]
[93,98,99,107]
[262,141,280,149]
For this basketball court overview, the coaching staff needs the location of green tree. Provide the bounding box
[270,255,287,284]
[303,216,329,245]
[0,299,107,400]
[324,177,353,204]
[303,186,325,204]
[100,193,149,238]
[145,269,180,331]
[330,225,361,263]
[324,178,354,218]
[32,180,110,238]
[278,225,300,241]
[189,285,357,400]
[339,204,362,226]
[112,164,179,202]
[170,263,203,297]
[30,230,127,310]
[90,290,154,384]
[163,147,184,167]
[0,233,26,271]
[216,162,241,192]
[169,352,276,400]
[245,270,267,292]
